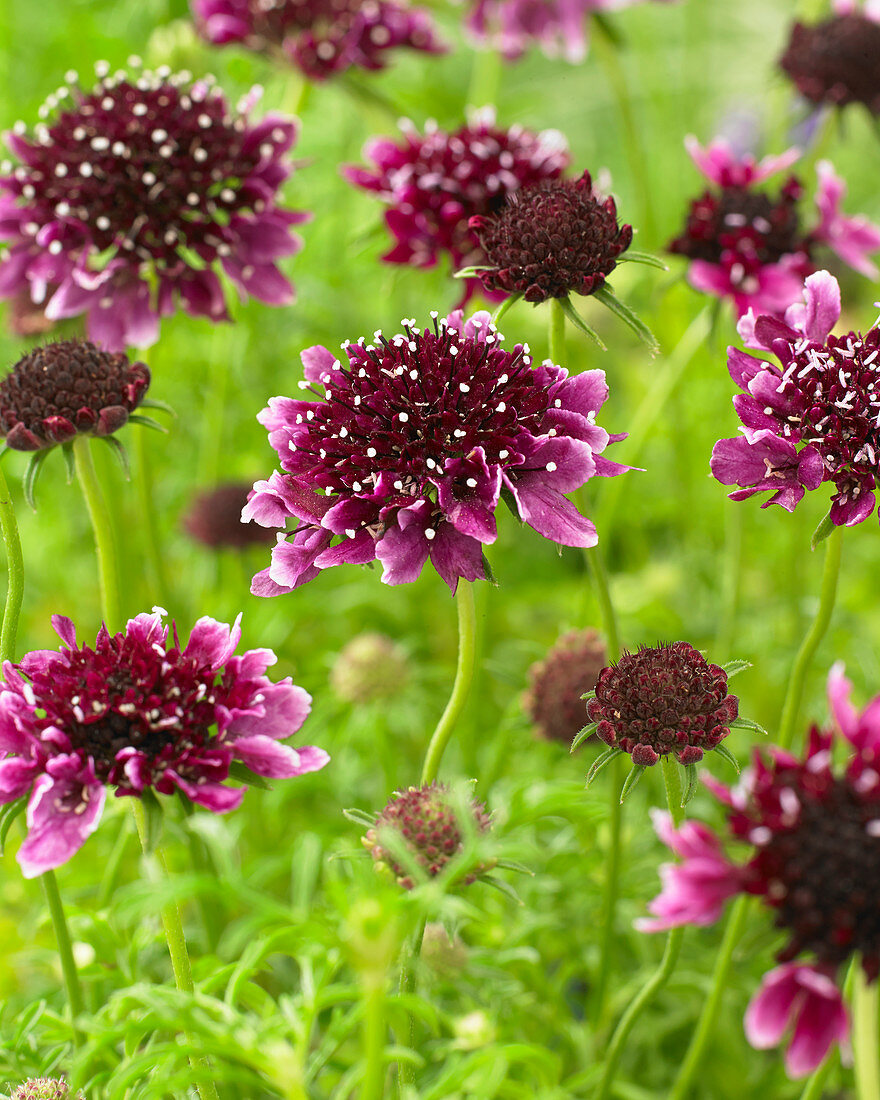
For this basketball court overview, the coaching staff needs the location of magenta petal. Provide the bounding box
[785,970,849,1078]
[798,270,841,344]
[745,965,804,1049]
[0,755,40,800]
[429,523,487,593]
[169,773,244,812]
[227,681,312,740]
[511,478,598,547]
[184,614,242,670]
[231,734,324,777]
[18,765,106,878]
[301,345,339,384]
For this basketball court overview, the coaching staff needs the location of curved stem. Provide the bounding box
[548,298,566,365]
[131,801,220,1100]
[73,435,122,632]
[419,581,478,786]
[854,966,880,1100]
[0,462,24,665]
[594,758,685,1100]
[777,525,843,750]
[668,895,750,1100]
[41,869,84,1046]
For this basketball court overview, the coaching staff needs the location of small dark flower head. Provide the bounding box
[183,483,277,549]
[11,1082,77,1100]
[0,339,149,452]
[779,1,880,115]
[469,171,632,303]
[523,628,606,744]
[330,632,409,704]
[587,641,738,767]
[363,782,492,889]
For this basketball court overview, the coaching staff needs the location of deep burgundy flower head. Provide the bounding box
[523,628,606,744]
[586,642,738,766]
[0,339,149,452]
[669,137,880,317]
[0,63,307,351]
[183,482,277,549]
[469,171,632,303]
[0,609,328,877]
[11,1082,79,1100]
[330,632,410,704]
[342,110,570,303]
[363,782,492,889]
[711,270,880,528]
[244,310,631,594]
[779,0,880,115]
[192,0,445,81]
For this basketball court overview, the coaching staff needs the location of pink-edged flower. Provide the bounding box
[640,667,880,1075]
[668,137,880,317]
[0,64,308,352]
[192,0,445,81]
[711,270,880,528]
[245,310,631,595]
[780,0,880,115]
[342,109,570,304]
[0,610,328,877]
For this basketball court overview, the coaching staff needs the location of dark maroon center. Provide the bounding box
[780,14,880,111]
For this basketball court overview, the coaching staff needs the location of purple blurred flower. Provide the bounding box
[639,664,880,1076]
[0,64,307,352]
[711,270,880,528]
[668,137,880,317]
[343,109,570,303]
[0,609,327,877]
[192,0,445,81]
[245,310,630,594]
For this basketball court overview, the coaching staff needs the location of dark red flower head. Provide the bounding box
[183,482,277,549]
[363,782,492,889]
[0,339,149,451]
[587,641,738,766]
[523,628,606,744]
[469,170,632,302]
[779,5,880,115]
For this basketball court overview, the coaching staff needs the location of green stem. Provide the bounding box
[798,1058,834,1100]
[587,541,620,664]
[396,916,427,1094]
[73,435,121,631]
[854,966,880,1100]
[133,422,170,609]
[466,47,502,109]
[548,298,566,365]
[777,525,843,750]
[419,581,478,786]
[131,801,220,1100]
[594,758,685,1100]
[361,975,387,1100]
[41,869,84,1046]
[668,895,750,1100]
[0,462,24,665]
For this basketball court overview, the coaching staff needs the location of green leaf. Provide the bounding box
[714,742,741,774]
[811,511,835,550]
[572,722,599,753]
[139,397,176,416]
[494,858,534,876]
[720,659,751,679]
[580,689,597,701]
[490,293,522,325]
[342,807,377,828]
[0,796,27,855]
[98,435,131,479]
[585,747,620,784]
[227,761,272,789]
[616,250,669,271]
[558,295,607,350]
[619,762,646,803]
[60,442,75,484]
[681,764,699,807]
[592,285,660,353]
[479,874,523,904]
[127,414,168,433]
[453,265,494,279]
[729,716,769,736]
[23,450,50,510]
[138,789,164,855]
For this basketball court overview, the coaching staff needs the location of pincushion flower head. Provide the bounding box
[638,665,880,1078]
[668,137,880,317]
[192,0,444,81]
[342,109,570,304]
[0,62,307,351]
[523,628,606,744]
[244,309,631,595]
[780,0,880,117]
[711,270,880,530]
[0,609,328,877]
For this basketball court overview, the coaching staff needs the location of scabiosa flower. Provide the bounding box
[668,137,880,317]
[522,628,606,744]
[0,63,307,351]
[191,0,445,81]
[330,632,410,704]
[342,109,570,304]
[362,782,492,889]
[638,663,880,1077]
[0,609,328,878]
[244,310,630,595]
[11,1081,79,1100]
[711,270,880,529]
[182,482,277,549]
[779,0,880,116]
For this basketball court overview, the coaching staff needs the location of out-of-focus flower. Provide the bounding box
[668,137,880,317]
[522,628,606,744]
[182,483,277,549]
[0,610,327,877]
[342,109,570,304]
[711,270,880,529]
[11,1082,79,1100]
[330,633,409,704]
[0,63,307,351]
[191,0,445,81]
[245,310,630,595]
[5,289,56,337]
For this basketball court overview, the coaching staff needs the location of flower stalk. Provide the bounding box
[0,462,24,665]
[853,966,880,1100]
[40,869,85,1048]
[72,435,121,631]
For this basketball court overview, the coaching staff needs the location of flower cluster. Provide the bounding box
[639,665,880,1077]
[0,63,306,350]
[522,628,606,744]
[668,137,880,317]
[0,610,328,877]
[245,310,629,594]
[192,0,445,81]
[711,270,880,529]
[343,110,570,302]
